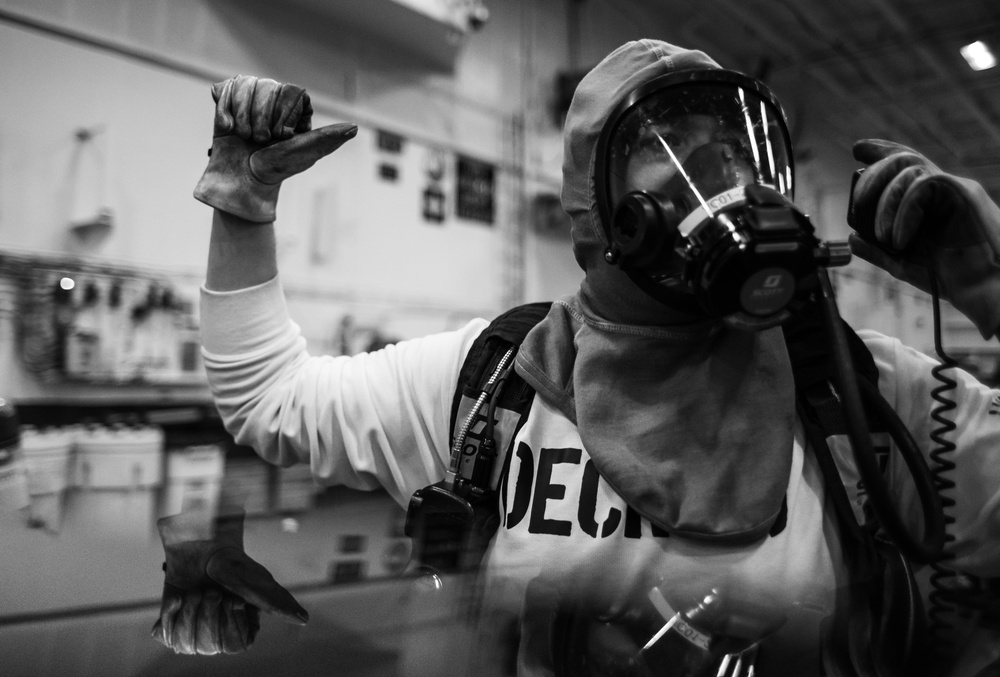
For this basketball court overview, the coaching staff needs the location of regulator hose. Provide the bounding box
[816,269,945,564]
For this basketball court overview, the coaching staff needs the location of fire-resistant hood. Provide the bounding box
[562,39,722,325]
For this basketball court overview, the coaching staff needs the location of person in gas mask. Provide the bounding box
[153,40,1000,676]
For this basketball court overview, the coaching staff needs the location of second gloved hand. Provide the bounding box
[151,511,308,655]
[194,74,357,223]
[848,138,1000,338]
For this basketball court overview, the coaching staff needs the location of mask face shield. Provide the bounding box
[595,71,822,328]
[606,80,793,216]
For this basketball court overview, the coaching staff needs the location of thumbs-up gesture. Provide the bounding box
[193,75,357,223]
[151,511,308,655]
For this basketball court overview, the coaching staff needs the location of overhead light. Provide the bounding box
[960,40,997,71]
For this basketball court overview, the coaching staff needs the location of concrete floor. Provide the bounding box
[0,487,498,676]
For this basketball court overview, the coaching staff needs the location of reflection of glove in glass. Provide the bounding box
[151,512,308,655]
[193,75,357,223]
[849,138,1000,338]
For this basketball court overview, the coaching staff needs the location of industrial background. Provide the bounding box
[0,1,998,675]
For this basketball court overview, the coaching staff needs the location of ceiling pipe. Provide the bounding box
[665,3,885,140]
[713,0,960,159]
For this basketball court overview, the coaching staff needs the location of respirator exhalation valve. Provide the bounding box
[611,183,850,330]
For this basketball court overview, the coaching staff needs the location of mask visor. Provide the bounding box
[605,78,794,259]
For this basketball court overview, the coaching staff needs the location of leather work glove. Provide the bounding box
[193,74,357,223]
[151,511,308,655]
[848,138,1000,338]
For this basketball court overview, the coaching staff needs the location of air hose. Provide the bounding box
[816,269,945,564]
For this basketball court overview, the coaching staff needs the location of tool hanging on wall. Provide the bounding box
[68,125,114,245]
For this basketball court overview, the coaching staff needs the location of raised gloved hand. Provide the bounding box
[848,138,1000,338]
[151,511,308,655]
[193,74,357,223]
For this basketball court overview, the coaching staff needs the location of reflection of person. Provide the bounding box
[617,104,760,213]
[623,114,745,190]
[155,41,1000,676]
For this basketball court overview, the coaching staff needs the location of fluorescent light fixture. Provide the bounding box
[960,40,997,71]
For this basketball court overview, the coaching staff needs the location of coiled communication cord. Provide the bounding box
[925,271,964,660]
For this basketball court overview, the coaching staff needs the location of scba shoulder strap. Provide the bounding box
[447,302,553,471]
[403,302,551,574]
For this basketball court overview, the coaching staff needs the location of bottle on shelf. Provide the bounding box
[0,398,30,525]
[64,279,103,380]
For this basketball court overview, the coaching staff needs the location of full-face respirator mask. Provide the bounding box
[596,69,850,330]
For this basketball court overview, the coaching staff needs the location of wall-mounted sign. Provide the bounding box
[456,155,495,225]
[423,149,447,224]
[377,129,405,154]
[379,163,399,182]
[423,186,445,223]
[376,130,405,183]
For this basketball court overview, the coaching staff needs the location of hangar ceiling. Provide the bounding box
[617,0,1000,199]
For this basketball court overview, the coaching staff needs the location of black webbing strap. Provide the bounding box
[449,302,552,448]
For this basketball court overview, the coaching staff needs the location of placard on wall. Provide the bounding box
[456,155,495,225]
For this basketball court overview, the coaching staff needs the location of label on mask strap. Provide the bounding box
[677,186,747,237]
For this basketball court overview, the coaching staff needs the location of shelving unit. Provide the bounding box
[0,249,210,406]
